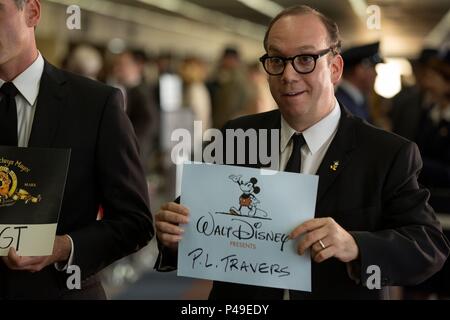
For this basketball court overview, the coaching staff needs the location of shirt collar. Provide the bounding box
[0,52,44,106]
[281,99,341,154]
[338,80,365,106]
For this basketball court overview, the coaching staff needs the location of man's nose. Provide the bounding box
[281,61,300,83]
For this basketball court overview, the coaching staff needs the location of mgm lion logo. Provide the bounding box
[0,166,41,206]
[0,167,17,200]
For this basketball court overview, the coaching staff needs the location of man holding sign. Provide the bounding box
[0,0,153,299]
[155,5,449,299]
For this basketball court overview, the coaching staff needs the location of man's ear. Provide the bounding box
[25,0,41,28]
[330,54,343,85]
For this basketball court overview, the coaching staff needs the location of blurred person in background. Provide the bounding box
[404,49,450,299]
[153,51,182,114]
[390,48,438,141]
[65,44,104,81]
[415,51,450,194]
[335,42,383,123]
[0,0,153,299]
[209,47,252,129]
[179,56,212,131]
[112,50,159,173]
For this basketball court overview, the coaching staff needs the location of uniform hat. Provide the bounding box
[342,42,384,68]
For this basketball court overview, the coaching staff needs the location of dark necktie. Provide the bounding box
[0,82,19,146]
[283,133,306,300]
[284,133,306,173]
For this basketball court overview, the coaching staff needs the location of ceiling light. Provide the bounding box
[236,0,284,18]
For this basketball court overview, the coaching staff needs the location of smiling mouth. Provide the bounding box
[283,91,306,97]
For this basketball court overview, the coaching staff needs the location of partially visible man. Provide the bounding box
[390,48,438,141]
[405,49,450,299]
[0,0,153,299]
[415,51,450,199]
[335,42,383,122]
[154,5,449,299]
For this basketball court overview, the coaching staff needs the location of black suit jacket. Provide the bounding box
[0,62,154,299]
[156,106,449,299]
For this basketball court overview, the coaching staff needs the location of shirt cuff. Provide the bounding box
[54,235,74,272]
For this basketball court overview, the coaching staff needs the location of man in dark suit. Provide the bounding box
[390,48,438,141]
[0,0,153,299]
[154,5,449,299]
[335,42,383,122]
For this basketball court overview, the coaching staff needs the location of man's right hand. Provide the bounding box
[155,202,190,251]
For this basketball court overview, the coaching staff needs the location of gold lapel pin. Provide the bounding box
[330,161,339,171]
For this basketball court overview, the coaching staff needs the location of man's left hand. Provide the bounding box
[290,217,359,263]
[1,235,71,272]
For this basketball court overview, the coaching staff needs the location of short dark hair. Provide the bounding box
[263,5,342,54]
[13,0,27,10]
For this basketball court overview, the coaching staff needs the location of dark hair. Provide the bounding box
[13,0,27,10]
[223,47,239,57]
[263,5,342,55]
[131,49,149,64]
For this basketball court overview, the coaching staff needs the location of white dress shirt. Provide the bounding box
[279,99,341,174]
[0,53,44,148]
[0,53,74,270]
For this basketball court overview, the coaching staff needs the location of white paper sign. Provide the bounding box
[178,163,318,292]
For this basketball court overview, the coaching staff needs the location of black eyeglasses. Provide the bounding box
[259,47,333,76]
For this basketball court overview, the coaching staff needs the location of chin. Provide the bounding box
[279,104,310,120]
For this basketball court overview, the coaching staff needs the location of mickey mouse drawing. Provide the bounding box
[229,175,268,218]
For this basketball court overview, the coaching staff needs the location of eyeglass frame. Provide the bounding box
[259,47,336,76]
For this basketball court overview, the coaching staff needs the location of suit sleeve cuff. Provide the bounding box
[154,239,177,272]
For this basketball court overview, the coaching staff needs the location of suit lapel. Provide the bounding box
[315,106,357,204]
[268,110,282,131]
[28,62,67,148]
